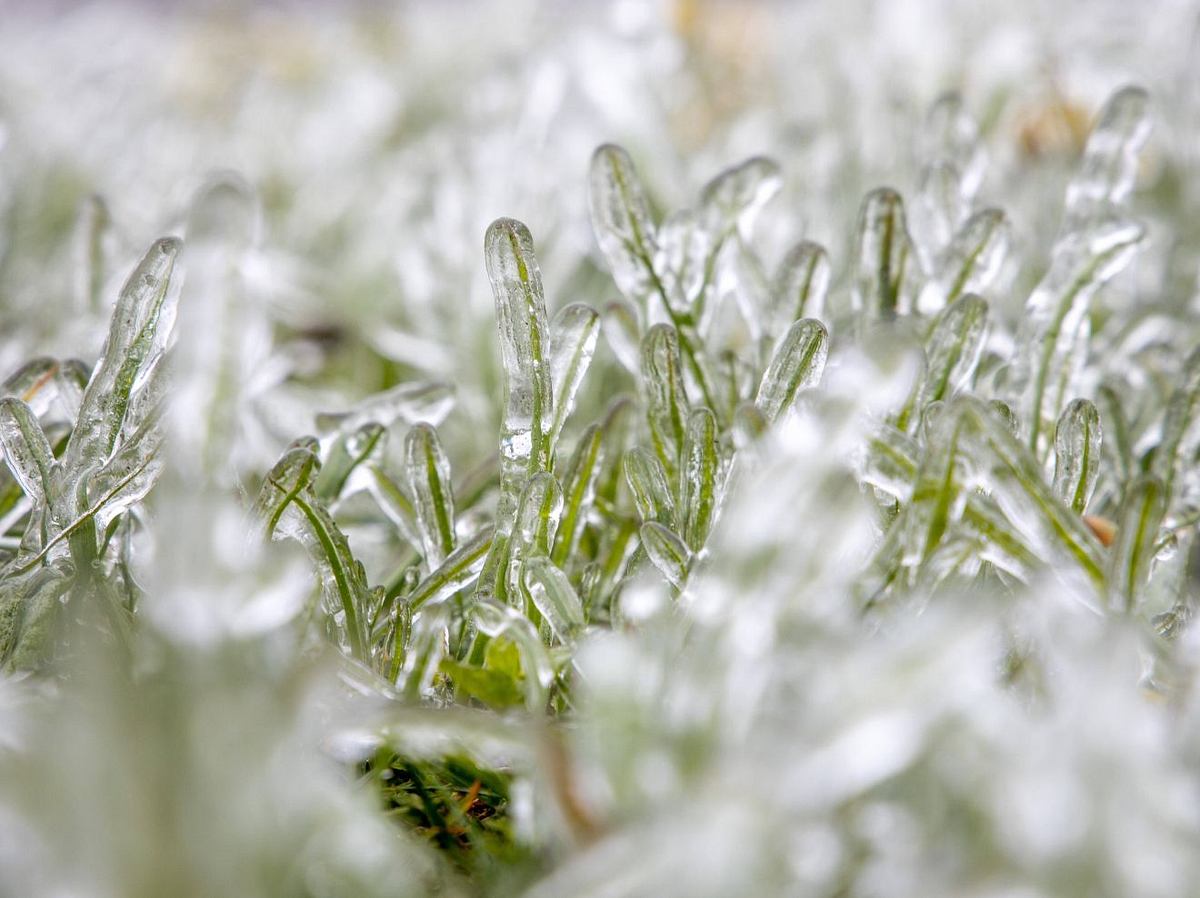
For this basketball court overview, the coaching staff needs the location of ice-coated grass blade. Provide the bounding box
[589,144,661,313]
[1052,398,1102,515]
[404,527,492,611]
[1015,217,1145,455]
[548,302,600,451]
[642,324,690,482]
[472,600,553,710]
[365,463,421,550]
[65,237,180,472]
[506,473,563,612]
[485,217,554,531]
[510,472,563,561]
[900,294,988,431]
[1096,384,1133,489]
[314,422,384,503]
[623,446,676,527]
[82,412,163,532]
[864,425,919,502]
[961,492,1040,580]
[0,397,56,507]
[523,555,584,643]
[755,318,828,425]
[3,358,60,410]
[959,398,1106,588]
[920,92,986,198]
[679,407,719,553]
[403,423,456,571]
[1108,475,1166,611]
[908,409,968,566]
[640,521,691,590]
[589,145,718,412]
[912,161,969,269]
[0,563,71,672]
[1152,346,1200,510]
[853,188,920,319]
[934,208,1011,308]
[257,444,370,661]
[773,240,830,325]
[552,424,604,567]
[656,209,711,307]
[698,155,782,239]
[1064,85,1151,232]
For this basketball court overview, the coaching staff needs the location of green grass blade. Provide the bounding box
[1052,398,1102,515]
[522,555,584,643]
[623,446,676,527]
[1063,85,1151,231]
[552,424,604,567]
[1015,217,1144,456]
[640,521,691,590]
[548,303,601,451]
[404,527,492,612]
[755,318,828,424]
[1108,475,1166,611]
[404,423,456,571]
[485,218,554,532]
[853,188,920,319]
[773,240,830,325]
[589,144,661,315]
[901,293,988,430]
[314,422,384,503]
[65,237,180,471]
[680,407,719,553]
[935,208,1010,307]
[642,324,690,482]
[0,397,56,507]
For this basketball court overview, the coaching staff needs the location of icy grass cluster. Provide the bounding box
[2,3,1200,897]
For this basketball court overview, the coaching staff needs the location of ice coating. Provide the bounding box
[485,217,554,531]
[1052,398,1102,515]
[852,188,921,319]
[922,208,1011,312]
[65,237,180,473]
[1063,86,1151,232]
[403,423,456,572]
[1010,216,1145,455]
[756,318,829,425]
[680,407,719,553]
[624,445,676,527]
[548,303,601,451]
[642,324,690,481]
[772,240,831,327]
[640,520,690,590]
[589,144,661,314]
[908,293,989,427]
[698,155,783,240]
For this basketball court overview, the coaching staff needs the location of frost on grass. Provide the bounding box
[1,7,1200,897]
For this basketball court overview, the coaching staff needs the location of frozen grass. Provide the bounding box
[1,2,1200,896]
